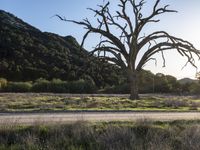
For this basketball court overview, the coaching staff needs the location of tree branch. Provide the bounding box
[55,0,200,77]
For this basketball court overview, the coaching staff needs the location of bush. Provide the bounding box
[32,78,50,92]
[32,78,69,93]
[189,83,200,95]
[32,78,96,93]
[81,79,97,93]
[3,82,32,92]
[69,79,97,94]
[49,79,69,93]
[0,78,7,91]
[0,78,97,93]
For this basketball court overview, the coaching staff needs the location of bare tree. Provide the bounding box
[57,0,200,99]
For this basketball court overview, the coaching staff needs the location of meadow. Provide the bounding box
[0,93,200,112]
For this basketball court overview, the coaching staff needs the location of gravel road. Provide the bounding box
[0,112,200,125]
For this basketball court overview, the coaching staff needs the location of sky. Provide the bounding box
[1,0,200,79]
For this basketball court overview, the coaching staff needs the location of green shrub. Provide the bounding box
[80,79,97,93]
[1,78,97,93]
[69,79,97,94]
[49,79,69,93]
[32,78,51,92]
[32,78,68,93]
[189,83,200,95]
[69,80,85,93]
[3,82,32,92]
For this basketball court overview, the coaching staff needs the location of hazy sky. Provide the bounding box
[1,0,200,79]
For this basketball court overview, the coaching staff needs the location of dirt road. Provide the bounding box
[0,112,200,125]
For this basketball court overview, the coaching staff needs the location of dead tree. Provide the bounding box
[58,0,200,99]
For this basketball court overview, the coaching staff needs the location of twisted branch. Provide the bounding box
[55,0,200,75]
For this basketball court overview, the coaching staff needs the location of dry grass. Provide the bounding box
[0,93,200,112]
[0,120,200,150]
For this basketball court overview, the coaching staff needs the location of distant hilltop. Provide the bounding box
[178,78,198,84]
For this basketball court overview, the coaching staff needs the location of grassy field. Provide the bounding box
[0,120,200,150]
[0,93,200,112]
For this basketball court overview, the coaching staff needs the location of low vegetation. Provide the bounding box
[0,78,97,94]
[0,120,200,150]
[0,93,200,112]
[1,76,200,95]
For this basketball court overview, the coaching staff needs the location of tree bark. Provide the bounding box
[128,70,139,100]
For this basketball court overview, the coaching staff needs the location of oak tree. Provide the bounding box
[58,0,200,99]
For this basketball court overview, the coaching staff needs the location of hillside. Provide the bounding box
[0,10,122,87]
[178,78,198,84]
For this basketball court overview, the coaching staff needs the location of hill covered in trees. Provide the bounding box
[0,10,122,87]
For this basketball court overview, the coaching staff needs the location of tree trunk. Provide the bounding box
[129,70,139,100]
